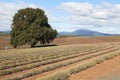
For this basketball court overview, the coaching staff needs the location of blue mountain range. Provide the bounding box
[59,29,118,36]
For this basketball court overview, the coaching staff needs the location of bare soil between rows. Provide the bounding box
[0,45,113,79]
[68,55,120,80]
[23,48,120,80]
[0,47,119,80]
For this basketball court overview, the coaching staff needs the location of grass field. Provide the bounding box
[0,36,120,80]
[0,41,120,80]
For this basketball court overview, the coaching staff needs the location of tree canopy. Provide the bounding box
[10,8,58,48]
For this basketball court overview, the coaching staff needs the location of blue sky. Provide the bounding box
[0,0,120,33]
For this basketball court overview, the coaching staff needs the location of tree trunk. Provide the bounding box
[31,44,35,48]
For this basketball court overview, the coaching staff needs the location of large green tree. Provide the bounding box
[11,8,58,48]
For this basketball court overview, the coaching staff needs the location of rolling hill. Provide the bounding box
[59,29,116,36]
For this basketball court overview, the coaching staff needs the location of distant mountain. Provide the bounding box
[59,29,117,36]
[0,29,119,36]
[58,32,72,35]
[0,30,10,36]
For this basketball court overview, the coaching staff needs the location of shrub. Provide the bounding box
[95,58,105,64]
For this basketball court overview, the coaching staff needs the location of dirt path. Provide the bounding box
[94,59,120,80]
[68,55,120,80]
[23,48,120,80]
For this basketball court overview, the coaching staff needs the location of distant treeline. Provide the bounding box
[0,32,10,36]
[58,35,78,38]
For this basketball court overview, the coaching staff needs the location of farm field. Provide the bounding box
[0,36,120,50]
[1,0,120,80]
[68,53,120,80]
[0,36,11,50]
[95,66,120,80]
[52,36,120,45]
[0,42,120,80]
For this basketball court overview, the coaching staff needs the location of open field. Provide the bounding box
[0,36,120,80]
[0,41,120,80]
[52,36,120,45]
[68,53,120,80]
[0,36,12,50]
[0,36,120,50]
[1,0,120,80]
[95,66,120,80]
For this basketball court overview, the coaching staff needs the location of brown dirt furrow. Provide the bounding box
[94,59,120,80]
[68,55,120,80]
[23,48,120,80]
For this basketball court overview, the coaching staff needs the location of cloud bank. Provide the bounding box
[0,2,37,31]
[58,2,120,26]
[57,2,120,33]
[0,1,120,33]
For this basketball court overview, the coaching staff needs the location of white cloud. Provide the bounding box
[1,1,120,34]
[58,2,93,16]
[58,2,120,27]
[0,2,37,31]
